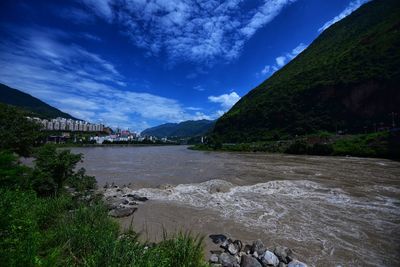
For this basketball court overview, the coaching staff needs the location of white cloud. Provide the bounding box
[261,65,271,75]
[193,85,205,92]
[208,92,240,110]
[275,56,286,67]
[77,0,296,64]
[258,42,307,77]
[0,25,212,131]
[319,0,370,32]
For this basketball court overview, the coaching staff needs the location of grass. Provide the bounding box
[0,189,209,267]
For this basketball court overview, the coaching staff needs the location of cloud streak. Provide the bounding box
[259,42,307,76]
[77,0,297,64]
[319,0,371,32]
[0,25,213,131]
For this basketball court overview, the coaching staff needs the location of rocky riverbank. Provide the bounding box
[208,234,307,267]
[102,184,148,218]
[101,185,308,267]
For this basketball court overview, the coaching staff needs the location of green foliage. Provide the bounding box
[0,150,32,189]
[32,145,84,196]
[0,189,209,267]
[0,189,41,267]
[214,0,400,142]
[0,103,41,156]
[332,132,392,157]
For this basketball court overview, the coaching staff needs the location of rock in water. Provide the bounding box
[240,255,262,267]
[210,234,228,244]
[219,252,239,267]
[260,250,279,267]
[108,206,137,218]
[288,260,307,267]
[126,194,148,202]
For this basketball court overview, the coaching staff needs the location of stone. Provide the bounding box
[228,242,239,255]
[278,263,287,267]
[287,260,307,267]
[260,250,279,267]
[210,254,220,263]
[233,240,243,252]
[274,246,293,264]
[243,244,252,254]
[219,252,239,267]
[240,255,262,267]
[108,206,137,218]
[105,197,125,210]
[211,264,222,267]
[221,238,233,250]
[251,239,265,255]
[210,234,228,244]
[126,193,148,202]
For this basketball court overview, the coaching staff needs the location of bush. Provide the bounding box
[285,140,309,154]
[0,150,32,189]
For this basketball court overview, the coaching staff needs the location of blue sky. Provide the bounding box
[0,0,369,132]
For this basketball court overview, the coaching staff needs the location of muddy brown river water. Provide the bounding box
[71,145,400,267]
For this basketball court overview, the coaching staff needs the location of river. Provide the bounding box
[71,145,400,267]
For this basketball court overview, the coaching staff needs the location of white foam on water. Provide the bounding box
[126,179,400,266]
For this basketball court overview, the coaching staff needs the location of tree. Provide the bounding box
[0,104,41,156]
[33,145,82,196]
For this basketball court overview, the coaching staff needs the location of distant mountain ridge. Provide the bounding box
[0,83,76,119]
[141,120,215,138]
[213,0,400,142]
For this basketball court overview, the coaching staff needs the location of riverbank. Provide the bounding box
[190,131,400,160]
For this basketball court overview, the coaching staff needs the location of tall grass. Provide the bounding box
[0,189,209,267]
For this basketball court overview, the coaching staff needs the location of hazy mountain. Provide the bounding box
[0,83,76,119]
[213,0,400,142]
[142,120,215,138]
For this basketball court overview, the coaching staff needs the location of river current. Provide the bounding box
[71,145,400,266]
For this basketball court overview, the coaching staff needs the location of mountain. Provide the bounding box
[213,0,400,142]
[142,120,215,138]
[0,83,76,119]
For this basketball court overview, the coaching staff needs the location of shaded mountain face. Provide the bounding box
[213,0,400,142]
[141,120,215,138]
[0,83,76,119]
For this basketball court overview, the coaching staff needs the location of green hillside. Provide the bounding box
[142,120,215,138]
[0,83,76,119]
[213,0,400,142]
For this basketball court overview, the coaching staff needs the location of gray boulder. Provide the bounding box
[210,254,220,263]
[108,206,137,218]
[288,260,307,267]
[105,197,125,210]
[219,252,239,267]
[274,246,293,264]
[228,242,239,255]
[251,239,265,255]
[210,234,228,244]
[242,244,252,254]
[260,250,279,267]
[221,238,233,250]
[240,255,262,267]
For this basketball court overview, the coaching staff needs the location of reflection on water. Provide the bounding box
[71,146,400,266]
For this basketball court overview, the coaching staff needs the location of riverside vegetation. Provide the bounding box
[192,130,400,159]
[0,104,208,267]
